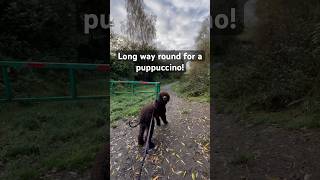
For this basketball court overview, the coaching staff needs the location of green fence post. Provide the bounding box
[154,84,158,99]
[155,82,160,99]
[0,61,109,103]
[69,69,77,99]
[2,66,12,101]
[132,83,135,95]
[110,81,114,95]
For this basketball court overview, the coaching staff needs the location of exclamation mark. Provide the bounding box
[230,8,236,29]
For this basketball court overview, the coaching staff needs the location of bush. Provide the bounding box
[214,0,320,113]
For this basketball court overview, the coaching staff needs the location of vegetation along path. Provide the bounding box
[110,84,210,179]
[213,114,320,180]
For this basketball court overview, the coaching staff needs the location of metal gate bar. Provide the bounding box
[0,61,110,102]
[109,80,160,99]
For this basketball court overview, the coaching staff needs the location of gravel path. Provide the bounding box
[110,84,210,180]
[213,114,320,180]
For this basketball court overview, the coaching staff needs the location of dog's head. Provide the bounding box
[158,91,170,104]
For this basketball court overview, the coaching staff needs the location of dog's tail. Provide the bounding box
[128,119,140,128]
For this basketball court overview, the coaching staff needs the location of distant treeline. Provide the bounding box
[0,0,107,63]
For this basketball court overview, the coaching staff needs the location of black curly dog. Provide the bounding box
[90,92,170,180]
[138,92,170,149]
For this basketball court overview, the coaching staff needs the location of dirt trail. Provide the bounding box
[213,114,320,180]
[110,84,210,180]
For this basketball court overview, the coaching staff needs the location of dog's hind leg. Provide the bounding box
[138,125,146,146]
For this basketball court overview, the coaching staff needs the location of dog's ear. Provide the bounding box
[165,93,170,102]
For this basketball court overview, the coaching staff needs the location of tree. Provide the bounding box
[177,18,210,97]
[124,0,156,48]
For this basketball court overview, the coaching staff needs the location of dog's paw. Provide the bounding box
[138,140,145,146]
[149,142,156,149]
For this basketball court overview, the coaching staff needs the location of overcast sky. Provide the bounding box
[110,0,209,50]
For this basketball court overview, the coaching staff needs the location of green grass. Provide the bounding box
[244,109,320,129]
[0,78,107,179]
[0,100,107,179]
[216,97,320,130]
[171,82,209,103]
[110,85,156,123]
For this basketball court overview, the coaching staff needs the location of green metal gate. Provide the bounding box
[110,80,160,99]
[0,61,110,102]
[0,61,161,102]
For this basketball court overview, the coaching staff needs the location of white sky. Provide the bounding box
[110,0,209,50]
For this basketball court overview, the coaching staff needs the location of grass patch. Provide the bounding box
[0,100,107,179]
[0,79,107,179]
[111,85,156,123]
[216,97,320,130]
[171,82,209,103]
[245,110,320,129]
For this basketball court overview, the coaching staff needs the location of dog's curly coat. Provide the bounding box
[138,91,170,149]
[91,92,170,179]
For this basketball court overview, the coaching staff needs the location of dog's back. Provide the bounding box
[139,102,154,126]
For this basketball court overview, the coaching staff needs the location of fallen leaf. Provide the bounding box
[196,161,203,165]
[171,167,175,173]
[192,172,196,180]
[176,171,183,175]
[152,175,160,180]
[165,158,170,164]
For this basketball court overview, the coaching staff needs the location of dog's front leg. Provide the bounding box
[160,113,168,124]
[155,116,161,126]
[138,125,146,145]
